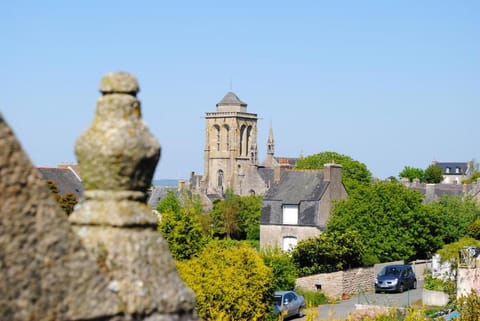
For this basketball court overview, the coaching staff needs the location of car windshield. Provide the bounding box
[379,266,402,277]
[274,295,282,306]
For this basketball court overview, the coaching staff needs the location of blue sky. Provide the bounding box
[2,1,479,180]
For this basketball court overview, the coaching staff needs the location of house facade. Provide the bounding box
[260,164,347,250]
[432,160,473,184]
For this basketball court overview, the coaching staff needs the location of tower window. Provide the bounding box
[217,170,224,188]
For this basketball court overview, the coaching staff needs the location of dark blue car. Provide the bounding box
[375,264,417,293]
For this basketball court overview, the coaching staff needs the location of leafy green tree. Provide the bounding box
[427,195,480,245]
[295,151,372,191]
[327,181,437,263]
[157,190,208,260]
[466,219,480,240]
[176,243,274,321]
[425,164,443,183]
[462,171,480,184]
[261,247,298,291]
[210,189,262,240]
[290,231,365,276]
[399,166,425,182]
[437,237,480,268]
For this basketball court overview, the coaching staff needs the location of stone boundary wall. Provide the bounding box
[296,261,405,299]
[296,267,375,298]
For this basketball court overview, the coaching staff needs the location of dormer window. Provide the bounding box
[282,204,298,225]
[456,167,461,174]
[445,167,450,174]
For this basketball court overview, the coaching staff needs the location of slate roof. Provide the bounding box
[216,91,247,107]
[38,167,84,198]
[264,170,329,204]
[435,162,470,175]
[257,167,274,186]
[147,186,178,209]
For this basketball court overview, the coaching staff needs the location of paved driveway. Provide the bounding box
[296,281,423,321]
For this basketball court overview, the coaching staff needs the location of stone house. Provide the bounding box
[431,160,474,184]
[260,163,347,250]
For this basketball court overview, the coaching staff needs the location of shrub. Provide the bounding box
[456,290,480,321]
[295,289,328,306]
[176,243,274,321]
[261,247,298,291]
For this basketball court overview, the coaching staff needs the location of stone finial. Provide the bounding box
[69,72,196,320]
[100,72,140,95]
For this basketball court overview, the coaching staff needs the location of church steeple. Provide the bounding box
[267,121,274,156]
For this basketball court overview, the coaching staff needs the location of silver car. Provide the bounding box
[274,290,306,319]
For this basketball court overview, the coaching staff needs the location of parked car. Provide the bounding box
[375,264,417,293]
[274,290,306,319]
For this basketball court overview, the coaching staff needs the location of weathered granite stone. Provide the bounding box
[69,72,196,320]
[0,114,123,321]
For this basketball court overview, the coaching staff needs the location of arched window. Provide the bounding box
[217,169,224,189]
[213,125,221,151]
[246,126,252,156]
[223,125,230,151]
[239,125,246,156]
[282,236,298,251]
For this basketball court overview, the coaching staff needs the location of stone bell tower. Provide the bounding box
[202,92,258,196]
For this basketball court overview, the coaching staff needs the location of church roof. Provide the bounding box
[216,92,247,107]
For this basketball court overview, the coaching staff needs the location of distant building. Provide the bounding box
[37,165,83,199]
[260,164,347,250]
[431,160,474,184]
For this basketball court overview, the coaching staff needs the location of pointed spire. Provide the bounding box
[267,120,274,156]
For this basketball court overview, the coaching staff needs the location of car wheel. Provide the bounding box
[412,280,417,289]
[397,284,404,293]
[297,306,305,317]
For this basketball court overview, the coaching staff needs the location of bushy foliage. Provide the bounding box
[261,247,297,291]
[157,190,208,260]
[423,274,456,301]
[294,289,328,306]
[327,181,434,263]
[46,180,77,215]
[437,236,480,265]
[290,231,365,276]
[424,164,443,183]
[176,243,274,321]
[456,290,480,321]
[295,151,372,191]
[466,219,480,239]
[428,195,480,245]
[211,189,262,240]
[399,166,425,183]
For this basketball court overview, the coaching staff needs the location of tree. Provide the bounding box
[466,219,480,240]
[295,151,372,192]
[427,195,480,244]
[261,247,298,291]
[157,190,208,260]
[425,164,443,183]
[176,243,274,321]
[327,181,438,263]
[290,230,365,276]
[210,189,262,240]
[399,166,425,183]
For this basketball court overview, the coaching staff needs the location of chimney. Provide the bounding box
[324,163,342,183]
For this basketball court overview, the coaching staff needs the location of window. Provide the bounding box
[456,167,461,174]
[217,170,224,188]
[445,167,450,174]
[283,236,297,251]
[282,204,298,225]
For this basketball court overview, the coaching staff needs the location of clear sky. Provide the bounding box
[2,1,479,180]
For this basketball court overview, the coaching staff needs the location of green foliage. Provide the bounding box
[399,166,425,183]
[211,189,262,240]
[423,274,456,301]
[428,195,480,244]
[157,190,208,260]
[46,180,77,215]
[437,236,480,265]
[466,219,480,239]
[294,151,372,191]
[462,171,480,184]
[290,231,365,276]
[261,247,298,291]
[424,164,443,183]
[327,181,435,263]
[294,289,328,306]
[176,243,274,321]
[456,290,480,321]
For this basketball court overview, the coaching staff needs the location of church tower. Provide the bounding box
[202,92,259,195]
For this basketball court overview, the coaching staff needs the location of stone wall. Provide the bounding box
[296,267,375,299]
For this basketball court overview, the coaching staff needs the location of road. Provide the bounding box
[297,281,423,321]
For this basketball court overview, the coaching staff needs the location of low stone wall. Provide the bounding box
[296,267,375,298]
[423,289,449,306]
